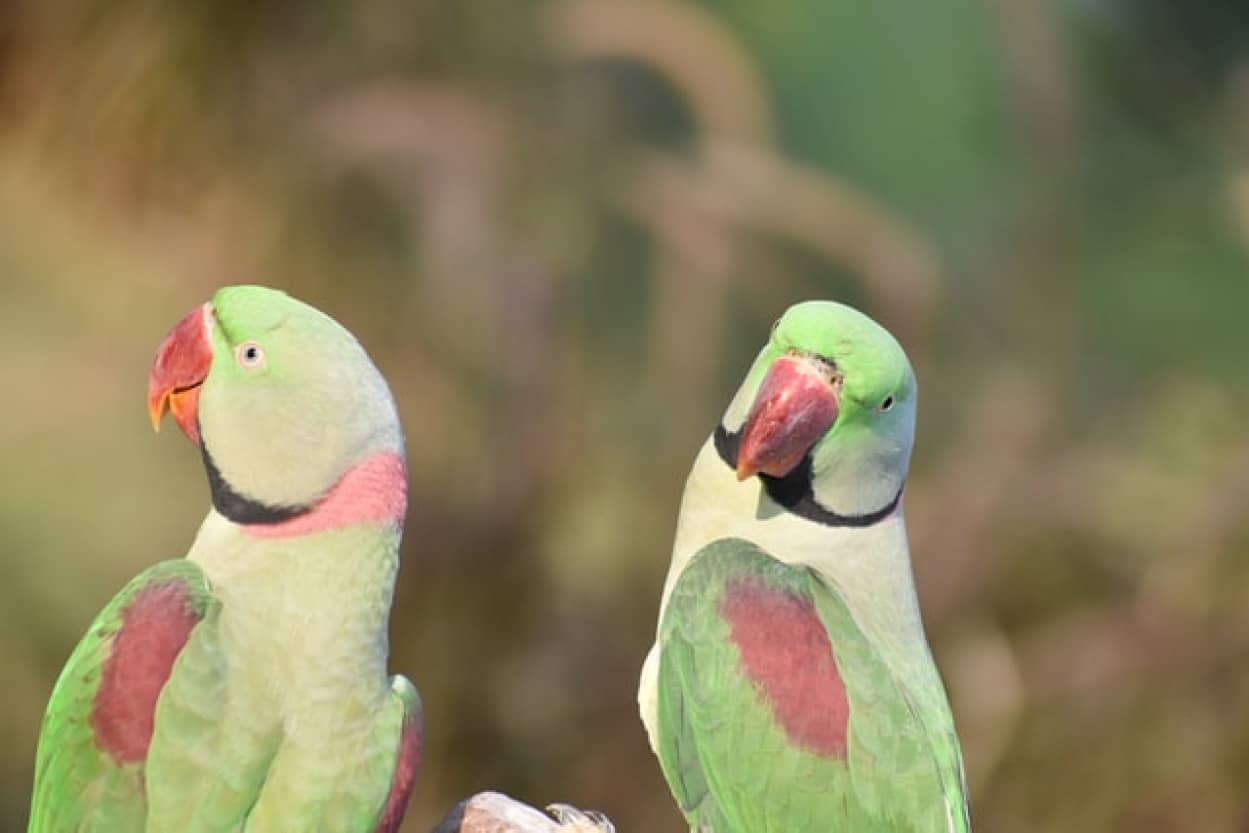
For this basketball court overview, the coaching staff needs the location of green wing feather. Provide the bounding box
[31,557,420,833]
[301,674,419,833]
[371,675,423,833]
[28,560,219,833]
[144,584,275,833]
[234,674,420,833]
[657,537,969,833]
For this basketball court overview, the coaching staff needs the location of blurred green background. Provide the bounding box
[3,1,1249,831]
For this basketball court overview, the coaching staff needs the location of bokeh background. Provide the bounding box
[3,1,1249,831]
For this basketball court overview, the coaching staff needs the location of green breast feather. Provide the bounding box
[656,537,969,833]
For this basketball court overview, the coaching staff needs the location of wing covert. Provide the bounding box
[28,559,217,833]
[656,537,966,833]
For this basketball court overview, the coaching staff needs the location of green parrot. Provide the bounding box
[638,301,970,832]
[28,286,421,833]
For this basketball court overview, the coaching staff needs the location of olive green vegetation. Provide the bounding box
[2,1,1248,831]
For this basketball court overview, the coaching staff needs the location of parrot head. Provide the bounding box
[147,285,403,518]
[721,301,916,515]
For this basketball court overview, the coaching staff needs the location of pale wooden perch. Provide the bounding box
[432,792,614,833]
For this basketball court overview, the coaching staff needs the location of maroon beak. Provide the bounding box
[736,355,840,481]
[147,303,213,445]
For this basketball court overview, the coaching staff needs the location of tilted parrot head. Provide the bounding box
[719,301,916,516]
[147,285,404,521]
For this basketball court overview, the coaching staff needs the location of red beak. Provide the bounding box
[147,303,214,445]
[736,355,840,481]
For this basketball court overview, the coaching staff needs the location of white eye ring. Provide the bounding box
[877,395,895,413]
[235,341,266,370]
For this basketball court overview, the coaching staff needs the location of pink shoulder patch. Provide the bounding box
[720,578,850,759]
[91,581,202,764]
[245,451,408,539]
[374,713,423,833]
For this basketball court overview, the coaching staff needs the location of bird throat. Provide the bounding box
[201,441,408,536]
[201,443,309,525]
[713,424,902,528]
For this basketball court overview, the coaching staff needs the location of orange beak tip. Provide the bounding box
[148,397,166,433]
[148,303,213,444]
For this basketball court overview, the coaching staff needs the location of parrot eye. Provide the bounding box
[877,395,895,413]
[236,341,266,370]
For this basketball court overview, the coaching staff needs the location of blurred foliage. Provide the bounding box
[2,1,1249,831]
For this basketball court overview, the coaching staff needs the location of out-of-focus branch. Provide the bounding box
[546,0,940,424]
[432,792,614,833]
[310,80,509,318]
[621,141,940,341]
[545,0,774,146]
